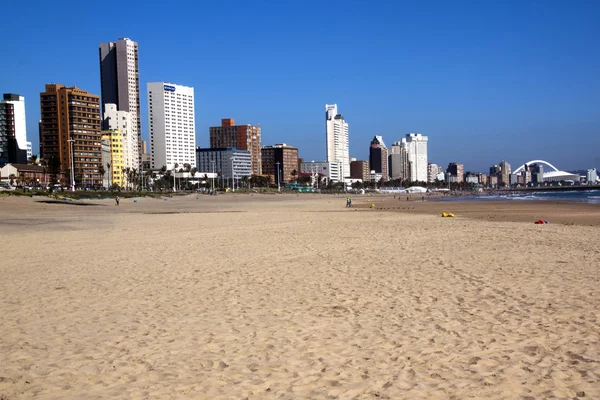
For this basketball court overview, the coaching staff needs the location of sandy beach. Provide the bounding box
[0,193,599,399]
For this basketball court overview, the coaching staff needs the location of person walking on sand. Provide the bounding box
[346,197,351,207]
[115,196,120,206]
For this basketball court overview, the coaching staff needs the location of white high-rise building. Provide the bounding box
[148,83,196,170]
[99,38,141,169]
[325,104,349,181]
[3,94,27,151]
[401,133,428,182]
[103,103,137,170]
[26,142,32,159]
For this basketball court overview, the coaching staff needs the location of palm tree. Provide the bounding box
[28,155,38,165]
[40,159,48,188]
[190,167,197,189]
[173,163,179,191]
[106,162,111,188]
[291,169,297,182]
[98,165,106,187]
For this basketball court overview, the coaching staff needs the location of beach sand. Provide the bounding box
[0,193,599,399]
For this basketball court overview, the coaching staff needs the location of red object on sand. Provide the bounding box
[535,219,544,224]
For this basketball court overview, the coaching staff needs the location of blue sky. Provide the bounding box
[3,0,599,172]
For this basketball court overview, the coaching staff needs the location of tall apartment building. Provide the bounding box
[103,103,137,171]
[101,129,124,187]
[400,133,428,182]
[427,163,442,182]
[99,38,141,168]
[389,142,410,181]
[499,160,511,186]
[39,84,102,186]
[446,162,464,183]
[325,104,349,181]
[350,160,370,182]
[147,82,196,170]
[209,118,261,175]
[261,143,299,185]
[0,94,28,166]
[369,136,388,181]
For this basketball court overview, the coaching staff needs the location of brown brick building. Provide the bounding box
[209,118,261,175]
[350,160,370,182]
[261,144,298,185]
[40,84,102,186]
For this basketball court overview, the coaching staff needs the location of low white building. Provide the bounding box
[196,148,252,180]
[300,161,341,182]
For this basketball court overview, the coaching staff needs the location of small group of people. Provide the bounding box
[346,197,353,207]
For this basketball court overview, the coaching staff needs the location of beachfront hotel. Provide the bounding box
[325,104,349,181]
[300,161,341,182]
[99,38,141,169]
[209,119,262,175]
[39,84,102,186]
[147,82,196,171]
[350,160,370,182]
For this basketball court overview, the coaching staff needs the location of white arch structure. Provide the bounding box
[513,160,560,174]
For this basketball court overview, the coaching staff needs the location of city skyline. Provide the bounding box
[2,1,599,172]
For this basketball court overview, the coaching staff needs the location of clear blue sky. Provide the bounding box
[3,0,599,172]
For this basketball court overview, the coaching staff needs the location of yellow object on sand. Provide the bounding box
[441,212,455,217]
[370,204,375,208]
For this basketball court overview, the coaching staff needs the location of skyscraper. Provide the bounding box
[147,82,196,170]
[369,136,388,181]
[389,142,410,181]
[39,84,102,186]
[401,133,428,182]
[325,104,349,181]
[209,118,262,175]
[499,160,511,186]
[99,38,141,168]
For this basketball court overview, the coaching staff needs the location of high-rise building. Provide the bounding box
[103,103,137,171]
[261,143,299,185]
[427,163,442,183]
[39,84,102,186]
[147,82,196,170]
[350,160,370,182]
[99,38,141,168]
[325,104,349,181]
[369,136,388,181]
[209,118,262,175]
[389,142,410,181]
[446,162,464,183]
[499,160,511,186]
[0,94,28,166]
[26,142,32,159]
[101,129,124,187]
[401,133,428,182]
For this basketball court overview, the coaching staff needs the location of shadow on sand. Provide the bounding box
[36,200,105,207]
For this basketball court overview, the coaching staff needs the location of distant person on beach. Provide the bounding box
[115,196,120,206]
[346,197,351,207]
